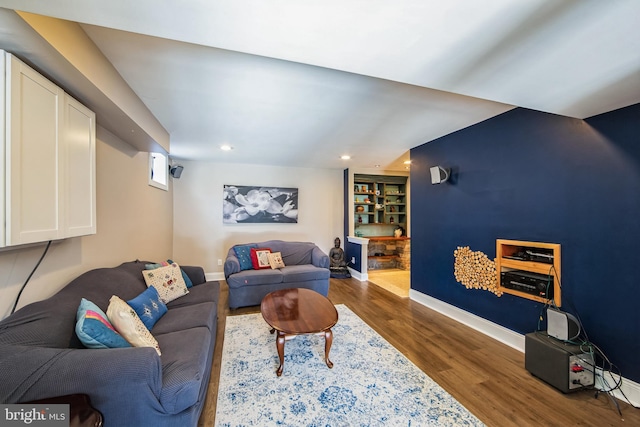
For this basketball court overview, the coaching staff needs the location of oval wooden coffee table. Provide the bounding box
[261,288,338,376]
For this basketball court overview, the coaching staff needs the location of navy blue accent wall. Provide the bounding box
[410,104,640,382]
[346,241,362,272]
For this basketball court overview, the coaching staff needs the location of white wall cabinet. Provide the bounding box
[63,95,96,238]
[1,51,96,247]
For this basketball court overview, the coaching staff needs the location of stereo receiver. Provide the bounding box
[500,270,552,299]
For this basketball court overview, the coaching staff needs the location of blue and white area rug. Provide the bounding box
[215,304,484,426]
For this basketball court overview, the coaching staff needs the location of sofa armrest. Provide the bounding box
[311,246,330,269]
[180,265,206,286]
[1,345,162,407]
[224,253,241,279]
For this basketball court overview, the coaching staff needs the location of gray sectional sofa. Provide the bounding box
[224,240,330,309]
[0,260,220,427]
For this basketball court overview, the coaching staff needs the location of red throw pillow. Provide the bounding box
[250,248,272,269]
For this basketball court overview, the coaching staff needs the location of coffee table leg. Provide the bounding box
[276,331,286,376]
[324,328,334,369]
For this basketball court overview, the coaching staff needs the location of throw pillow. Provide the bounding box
[75,298,131,350]
[250,248,272,270]
[146,260,194,288]
[107,295,161,356]
[268,252,286,269]
[145,262,165,270]
[142,263,189,303]
[167,259,193,288]
[233,244,257,271]
[127,286,168,330]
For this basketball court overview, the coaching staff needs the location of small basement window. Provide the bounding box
[149,152,168,191]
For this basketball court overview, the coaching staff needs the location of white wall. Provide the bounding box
[0,127,173,318]
[172,161,344,278]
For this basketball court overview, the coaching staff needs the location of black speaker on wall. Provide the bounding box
[170,165,184,179]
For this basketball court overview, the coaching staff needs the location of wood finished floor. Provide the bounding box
[199,278,639,426]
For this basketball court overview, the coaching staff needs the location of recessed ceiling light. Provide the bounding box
[341,155,351,160]
[220,144,233,151]
[403,160,411,165]
[374,164,381,168]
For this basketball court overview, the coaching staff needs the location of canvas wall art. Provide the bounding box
[223,185,298,224]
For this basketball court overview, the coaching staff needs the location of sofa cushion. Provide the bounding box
[233,244,257,271]
[127,286,167,330]
[107,296,161,356]
[155,327,212,414]
[280,265,331,283]
[256,240,317,265]
[165,282,220,309]
[142,264,189,303]
[75,298,131,349]
[151,302,216,335]
[226,268,284,289]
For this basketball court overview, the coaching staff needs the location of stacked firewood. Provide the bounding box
[453,246,503,296]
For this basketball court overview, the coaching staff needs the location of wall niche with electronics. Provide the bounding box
[496,239,561,306]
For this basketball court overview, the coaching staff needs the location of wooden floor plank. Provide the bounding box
[199,278,639,426]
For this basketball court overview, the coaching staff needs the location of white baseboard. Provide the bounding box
[409,289,524,351]
[348,267,367,282]
[595,368,640,409]
[409,289,640,407]
[206,272,225,281]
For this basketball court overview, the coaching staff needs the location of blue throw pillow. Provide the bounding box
[127,286,168,330]
[146,260,194,288]
[76,298,131,349]
[234,244,257,271]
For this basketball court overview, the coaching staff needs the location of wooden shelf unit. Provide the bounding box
[354,175,407,226]
[496,239,561,306]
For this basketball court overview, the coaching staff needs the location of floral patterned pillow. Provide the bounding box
[142,263,189,303]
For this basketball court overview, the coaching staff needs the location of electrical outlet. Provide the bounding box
[218,259,222,266]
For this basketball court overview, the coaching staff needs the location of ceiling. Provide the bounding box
[0,1,638,171]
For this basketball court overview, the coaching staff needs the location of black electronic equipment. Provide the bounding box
[500,270,552,299]
[504,247,554,264]
[525,332,594,393]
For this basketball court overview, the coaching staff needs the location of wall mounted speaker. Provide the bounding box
[170,165,184,179]
[430,166,450,184]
